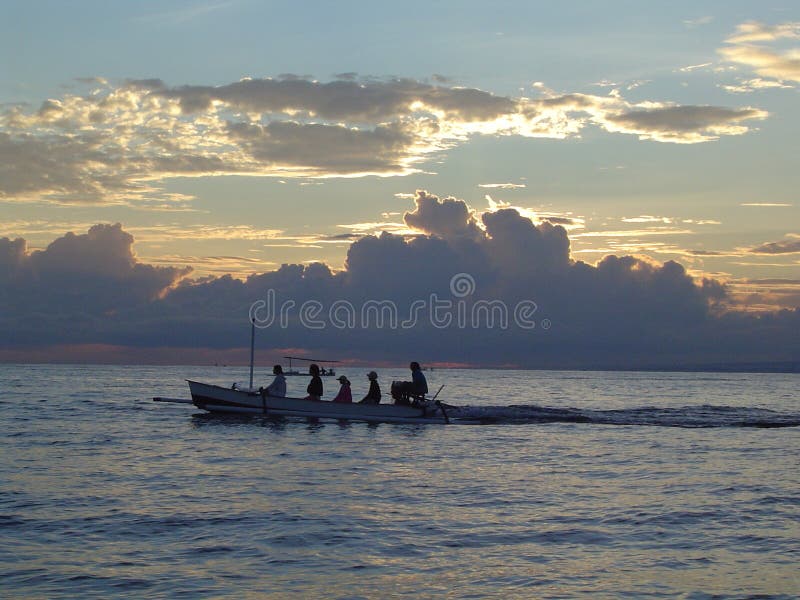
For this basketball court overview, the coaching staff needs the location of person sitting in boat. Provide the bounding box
[264,364,286,397]
[332,375,353,403]
[359,371,381,404]
[305,363,323,401]
[392,362,429,405]
[411,362,428,396]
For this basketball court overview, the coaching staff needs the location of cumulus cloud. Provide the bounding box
[2,202,798,367]
[720,21,800,85]
[0,76,771,205]
[403,190,483,239]
[0,224,191,344]
[482,197,584,232]
[481,207,571,275]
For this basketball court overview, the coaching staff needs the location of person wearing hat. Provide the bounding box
[332,375,352,403]
[359,371,381,404]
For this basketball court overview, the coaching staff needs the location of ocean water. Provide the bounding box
[1,364,798,599]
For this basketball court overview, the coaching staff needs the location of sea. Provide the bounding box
[1,364,798,599]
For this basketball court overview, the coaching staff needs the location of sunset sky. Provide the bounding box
[1,1,798,366]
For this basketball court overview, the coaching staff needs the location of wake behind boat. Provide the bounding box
[154,380,450,424]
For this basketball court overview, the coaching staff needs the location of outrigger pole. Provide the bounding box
[249,317,255,391]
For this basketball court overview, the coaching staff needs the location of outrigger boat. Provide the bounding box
[152,320,451,424]
[154,380,450,424]
[282,356,340,376]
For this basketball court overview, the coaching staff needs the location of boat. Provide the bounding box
[282,356,340,376]
[154,380,450,424]
[152,320,450,424]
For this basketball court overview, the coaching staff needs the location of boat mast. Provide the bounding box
[249,317,255,390]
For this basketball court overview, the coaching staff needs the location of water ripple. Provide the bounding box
[1,365,798,598]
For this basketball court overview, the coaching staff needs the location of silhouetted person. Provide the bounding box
[332,375,352,403]
[359,371,381,404]
[264,364,286,397]
[305,363,323,400]
[410,361,428,396]
[392,361,428,404]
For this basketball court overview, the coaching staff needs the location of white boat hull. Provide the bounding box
[186,380,449,424]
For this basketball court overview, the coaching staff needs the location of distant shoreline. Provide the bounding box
[1,361,797,374]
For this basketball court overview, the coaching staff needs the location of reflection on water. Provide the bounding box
[0,365,798,598]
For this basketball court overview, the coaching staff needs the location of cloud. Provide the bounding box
[144,254,275,276]
[573,228,695,238]
[1,204,797,367]
[155,76,517,121]
[685,249,726,256]
[623,215,673,224]
[403,190,483,239]
[750,235,800,254]
[539,216,576,226]
[225,119,420,175]
[720,45,800,83]
[603,106,768,143]
[721,78,794,93]
[725,21,800,44]
[0,76,771,205]
[720,21,800,84]
[482,197,584,231]
[727,278,800,311]
[481,207,571,275]
[684,16,714,29]
[478,183,526,189]
[679,62,713,72]
[0,224,191,346]
[128,224,285,242]
[336,220,415,237]
[0,219,103,240]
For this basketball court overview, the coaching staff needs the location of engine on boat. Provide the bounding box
[390,381,444,417]
[390,380,416,405]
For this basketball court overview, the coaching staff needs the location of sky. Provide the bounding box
[1,1,799,367]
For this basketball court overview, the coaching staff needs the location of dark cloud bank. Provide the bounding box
[1,192,798,370]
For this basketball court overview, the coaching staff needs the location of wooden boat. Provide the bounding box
[153,321,449,423]
[153,380,450,424]
[282,356,340,376]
